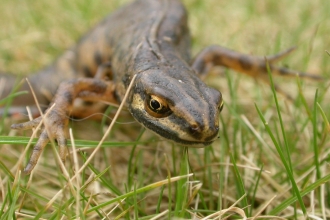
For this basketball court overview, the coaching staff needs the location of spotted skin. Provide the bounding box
[1,0,321,174]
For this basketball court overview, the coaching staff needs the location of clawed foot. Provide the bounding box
[10,77,118,174]
[11,107,69,174]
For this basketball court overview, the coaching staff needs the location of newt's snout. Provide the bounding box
[189,123,219,140]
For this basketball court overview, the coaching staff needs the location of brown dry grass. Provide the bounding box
[0,0,329,219]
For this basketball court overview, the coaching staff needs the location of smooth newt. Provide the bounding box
[0,0,321,174]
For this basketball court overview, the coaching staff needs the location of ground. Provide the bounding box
[0,0,329,219]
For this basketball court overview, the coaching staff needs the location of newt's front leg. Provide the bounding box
[11,78,117,174]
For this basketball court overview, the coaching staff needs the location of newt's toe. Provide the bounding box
[11,117,42,130]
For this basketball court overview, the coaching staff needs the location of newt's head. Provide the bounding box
[128,66,223,147]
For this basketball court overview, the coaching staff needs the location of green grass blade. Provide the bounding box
[296,77,312,120]
[317,102,330,135]
[0,191,9,219]
[175,148,189,218]
[133,183,139,219]
[312,90,321,179]
[266,62,292,173]
[0,91,28,105]
[249,164,263,216]
[269,173,330,215]
[255,103,307,216]
[229,152,248,216]
[264,61,307,215]
[0,161,14,182]
[204,145,214,210]
[156,185,165,214]
[86,173,193,214]
[80,153,122,196]
[127,128,145,190]
[0,136,150,147]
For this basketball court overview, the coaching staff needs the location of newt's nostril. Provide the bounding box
[190,124,201,134]
[191,124,198,129]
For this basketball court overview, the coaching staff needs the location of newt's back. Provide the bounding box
[0,0,191,107]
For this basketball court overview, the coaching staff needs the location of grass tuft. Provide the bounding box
[0,0,329,218]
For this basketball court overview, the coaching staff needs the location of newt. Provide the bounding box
[0,0,322,174]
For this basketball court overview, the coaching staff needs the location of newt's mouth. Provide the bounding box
[150,125,220,148]
[170,138,219,148]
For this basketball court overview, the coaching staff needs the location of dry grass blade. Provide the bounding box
[149,209,169,220]
[201,194,247,219]
[69,128,81,219]
[250,195,277,219]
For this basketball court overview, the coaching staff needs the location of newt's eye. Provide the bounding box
[145,95,172,118]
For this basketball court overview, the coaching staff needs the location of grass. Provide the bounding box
[0,0,330,219]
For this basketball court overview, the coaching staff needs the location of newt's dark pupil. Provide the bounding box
[150,99,161,110]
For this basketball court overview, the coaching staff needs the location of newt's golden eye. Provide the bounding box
[145,95,172,118]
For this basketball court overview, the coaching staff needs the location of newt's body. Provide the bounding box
[0,0,321,174]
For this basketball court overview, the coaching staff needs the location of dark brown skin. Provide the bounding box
[0,0,321,174]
